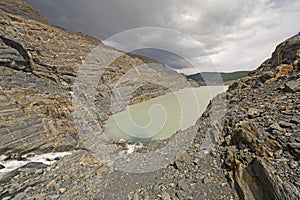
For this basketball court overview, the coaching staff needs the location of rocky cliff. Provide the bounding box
[0,1,299,200]
[0,0,190,156]
[219,33,300,199]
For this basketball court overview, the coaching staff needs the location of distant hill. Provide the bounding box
[187,71,251,85]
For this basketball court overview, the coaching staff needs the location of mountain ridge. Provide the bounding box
[187,71,251,85]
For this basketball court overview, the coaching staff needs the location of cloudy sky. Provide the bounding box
[25,0,300,74]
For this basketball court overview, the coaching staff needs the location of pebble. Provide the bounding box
[128,191,134,199]
[161,191,171,200]
[13,192,26,200]
[270,123,283,131]
[289,160,298,169]
[225,135,232,145]
[247,108,261,118]
[35,169,43,174]
[272,130,283,136]
[279,121,294,128]
[177,180,188,191]
[176,190,186,199]
[260,71,275,83]
[284,80,300,92]
[284,133,293,137]
[290,117,300,124]
[59,188,67,194]
[288,143,300,149]
[152,184,159,192]
[46,180,57,191]
[133,193,139,200]
[202,177,211,184]
[144,195,150,200]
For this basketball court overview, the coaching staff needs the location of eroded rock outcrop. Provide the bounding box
[0,0,191,156]
[220,33,300,199]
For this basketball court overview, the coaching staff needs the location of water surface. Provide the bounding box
[102,86,227,142]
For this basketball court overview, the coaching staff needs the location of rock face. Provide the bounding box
[0,0,190,156]
[220,33,300,199]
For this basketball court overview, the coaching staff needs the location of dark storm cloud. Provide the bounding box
[25,0,300,74]
[131,49,193,70]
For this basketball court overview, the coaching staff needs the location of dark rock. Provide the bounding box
[161,191,171,200]
[288,143,300,150]
[152,184,159,192]
[176,190,186,199]
[272,130,284,136]
[0,164,5,169]
[228,82,238,91]
[46,180,58,191]
[279,121,294,128]
[174,160,185,171]
[290,117,300,124]
[13,192,26,200]
[259,71,275,83]
[284,80,300,92]
[289,160,298,169]
[177,180,188,191]
[202,177,211,184]
[270,123,284,132]
[20,162,48,169]
[247,108,261,118]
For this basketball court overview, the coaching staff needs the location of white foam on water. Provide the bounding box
[0,152,72,178]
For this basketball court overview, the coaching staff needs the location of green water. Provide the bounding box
[102,86,227,142]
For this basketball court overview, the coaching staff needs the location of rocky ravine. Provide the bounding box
[0,1,299,200]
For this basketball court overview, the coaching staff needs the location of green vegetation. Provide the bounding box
[187,71,251,85]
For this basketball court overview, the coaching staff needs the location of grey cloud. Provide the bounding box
[24,0,300,74]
